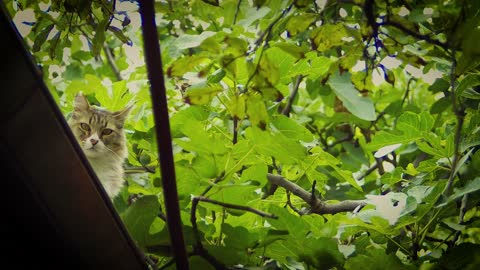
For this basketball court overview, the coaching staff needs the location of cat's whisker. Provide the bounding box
[104,145,124,160]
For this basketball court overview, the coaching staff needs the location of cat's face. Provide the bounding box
[69,94,132,160]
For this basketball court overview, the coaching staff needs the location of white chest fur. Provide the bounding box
[87,155,125,198]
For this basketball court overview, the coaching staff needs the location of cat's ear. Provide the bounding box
[112,104,134,125]
[73,93,90,112]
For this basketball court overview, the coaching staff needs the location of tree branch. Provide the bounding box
[103,44,123,81]
[266,174,366,214]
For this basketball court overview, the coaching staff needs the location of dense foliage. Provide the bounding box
[8,0,480,269]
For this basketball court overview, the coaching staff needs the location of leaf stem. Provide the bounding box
[450,194,468,246]
[445,49,465,196]
[385,235,412,257]
[419,208,442,244]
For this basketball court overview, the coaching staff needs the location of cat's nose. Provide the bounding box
[90,138,99,145]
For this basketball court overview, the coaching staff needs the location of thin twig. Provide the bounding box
[282,75,303,116]
[357,162,379,180]
[232,117,238,144]
[157,211,167,222]
[400,77,415,108]
[311,180,317,202]
[324,135,353,150]
[244,2,294,92]
[193,196,278,219]
[286,191,304,215]
[381,20,449,50]
[233,0,242,25]
[200,171,226,197]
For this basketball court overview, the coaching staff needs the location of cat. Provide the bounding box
[68,93,132,199]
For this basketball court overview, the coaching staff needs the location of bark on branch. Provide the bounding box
[266,174,366,215]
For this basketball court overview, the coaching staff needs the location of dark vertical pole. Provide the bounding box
[138,1,189,269]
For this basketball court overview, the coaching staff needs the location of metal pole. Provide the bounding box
[138,1,190,269]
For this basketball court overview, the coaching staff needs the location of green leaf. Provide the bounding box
[456,74,480,97]
[309,147,362,191]
[48,31,61,59]
[174,118,227,155]
[222,224,253,249]
[174,31,216,50]
[429,78,450,93]
[272,115,314,142]
[345,248,413,270]
[268,205,309,238]
[328,71,376,121]
[64,64,83,80]
[367,111,434,151]
[246,94,269,129]
[226,94,246,119]
[380,167,403,186]
[191,155,218,178]
[94,79,133,110]
[273,43,307,59]
[170,106,210,138]
[184,82,223,105]
[441,177,480,206]
[108,26,132,45]
[246,127,306,164]
[33,24,54,52]
[437,243,480,270]
[167,55,210,77]
[207,68,226,83]
[286,13,317,36]
[240,164,268,186]
[461,88,480,99]
[188,256,215,270]
[298,237,345,269]
[92,18,109,56]
[121,196,160,248]
[311,23,349,52]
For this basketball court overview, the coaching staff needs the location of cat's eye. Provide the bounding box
[80,123,90,131]
[102,128,113,135]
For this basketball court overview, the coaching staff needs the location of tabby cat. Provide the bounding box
[68,94,132,199]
